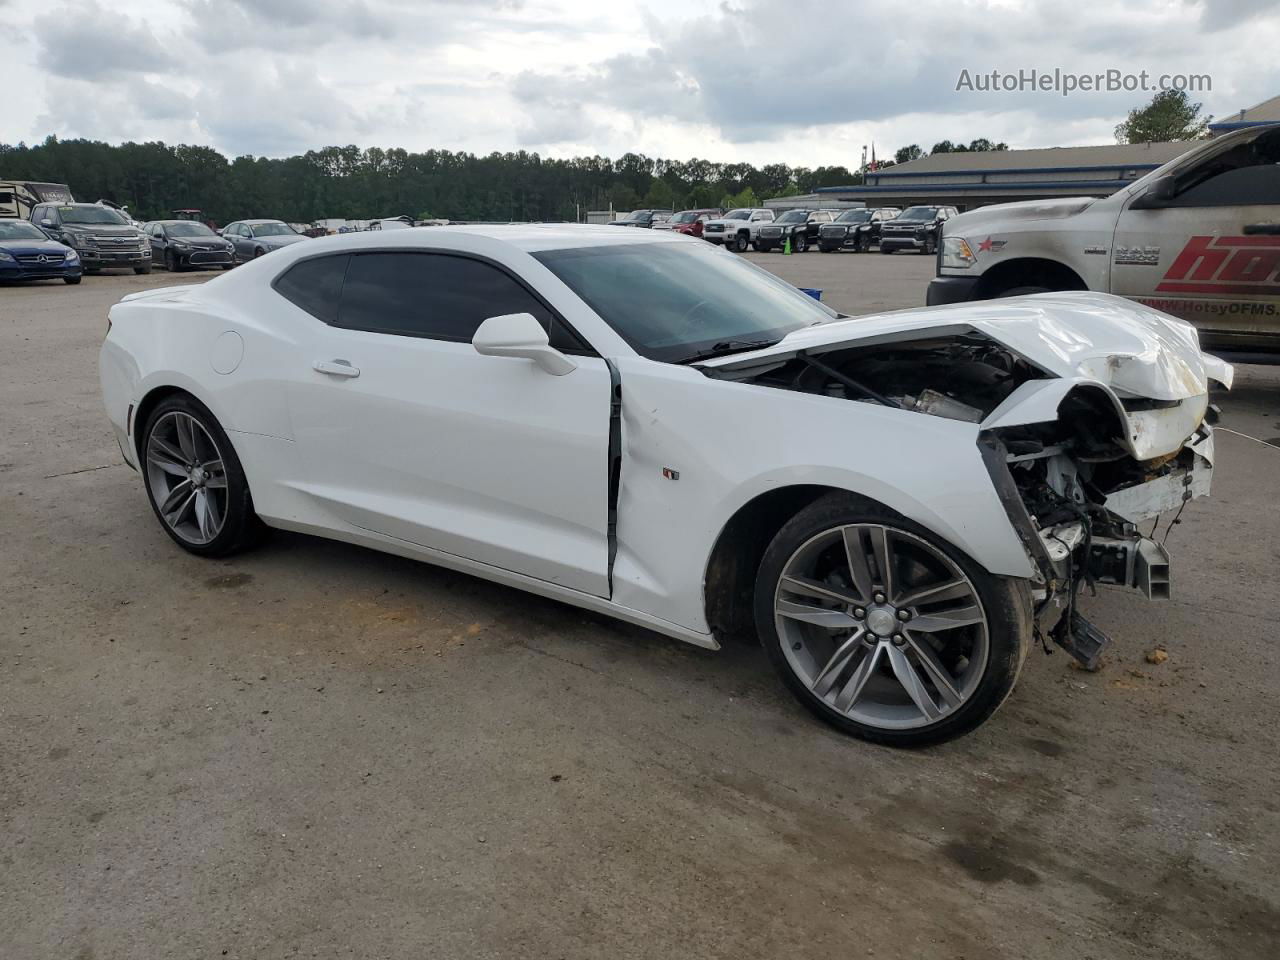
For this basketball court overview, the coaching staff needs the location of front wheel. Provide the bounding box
[141,395,264,557]
[852,233,867,253]
[922,235,937,256]
[164,249,177,272]
[63,275,82,285]
[733,232,750,253]
[755,493,1031,747]
[793,232,808,253]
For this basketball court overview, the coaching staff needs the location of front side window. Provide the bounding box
[1169,127,1280,207]
[534,242,836,363]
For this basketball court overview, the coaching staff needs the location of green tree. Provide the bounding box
[894,145,924,164]
[1115,89,1211,143]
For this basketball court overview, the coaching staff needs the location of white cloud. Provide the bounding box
[3,0,1277,164]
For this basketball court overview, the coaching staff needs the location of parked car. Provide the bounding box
[608,209,673,228]
[0,218,81,284]
[927,123,1280,358]
[100,224,1230,746]
[817,208,903,253]
[654,209,721,238]
[754,209,839,253]
[701,208,775,251]
[369,216,414,231]
[220,219,307,263]
[878,205,959,255]
[28,201,150,274]
[144,220,234,271]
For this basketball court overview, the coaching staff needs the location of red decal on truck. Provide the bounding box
[1155,235,1280,296]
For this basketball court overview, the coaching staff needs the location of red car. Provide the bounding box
[656,208,723,238]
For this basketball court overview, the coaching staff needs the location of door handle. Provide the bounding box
[313,359,360,378]
[1244,223,1280,235]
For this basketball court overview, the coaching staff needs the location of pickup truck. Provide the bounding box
[927,123,1280,357]
[701,208,775,251]
[817,207,902,252]
[879,205,958,255]
[754,209,838,252]
[608,209,673,228]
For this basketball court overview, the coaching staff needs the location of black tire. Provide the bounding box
[64,275,82,285]
[922,235,937,256]
[733,232,750,253]
[134,263,152,274]
[140,394,265,558]
[852,233,867,253]
[754,492,1032,747]
[164,249,177,272]
[794,232,808,253]
[996,285,1053,297]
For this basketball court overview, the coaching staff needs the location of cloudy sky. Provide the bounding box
[2,0,1277,164]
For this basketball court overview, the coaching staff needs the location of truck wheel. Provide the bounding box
[794,233,808,253]
[734,232,750,253]
[922,236,936,256]
[852,233,867,253]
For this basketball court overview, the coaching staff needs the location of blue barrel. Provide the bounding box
[798,287,823,301]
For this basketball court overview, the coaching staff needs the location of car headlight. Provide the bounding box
[173,241,190,249]
[64,249,80,263]
[940,237,977,269]
[0,250,14,262]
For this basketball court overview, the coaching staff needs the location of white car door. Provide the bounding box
[1111,125,1280,350]
[279,250,613,597]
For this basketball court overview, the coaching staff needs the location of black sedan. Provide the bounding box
[144,220,235,271]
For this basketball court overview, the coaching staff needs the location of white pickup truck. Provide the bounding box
[701,208,775,251]
[927,123,1280,358]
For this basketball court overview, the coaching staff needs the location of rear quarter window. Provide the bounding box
[273,254,350,324]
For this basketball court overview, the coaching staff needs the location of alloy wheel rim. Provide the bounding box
[774,523,989,730]
[144,411,228,545]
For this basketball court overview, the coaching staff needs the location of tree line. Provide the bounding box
[0,136,871,225]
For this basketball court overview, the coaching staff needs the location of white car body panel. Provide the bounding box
[100,224,1229,652]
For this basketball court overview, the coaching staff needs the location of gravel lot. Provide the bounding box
[3,250,1278,960]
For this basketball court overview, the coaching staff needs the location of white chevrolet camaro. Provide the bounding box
[100,225,1232,745]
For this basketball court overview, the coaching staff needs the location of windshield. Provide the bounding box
[251,222,296,237]
[59,205,130,225]
[898,206,939,221]
[723,209,750,220]
[534,242,836,363]
[776,210,807,224]
[835,210,872,223]
[0,220,50,241]
[620,211,649,222]
[164,222,216,237]
[670,212,698,224]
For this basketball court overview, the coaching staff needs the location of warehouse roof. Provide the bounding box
[1210,94,1280,132]
[867,140,1189,178]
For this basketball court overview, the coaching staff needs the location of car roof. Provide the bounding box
[241,218,287,224]
[273,223,692,255]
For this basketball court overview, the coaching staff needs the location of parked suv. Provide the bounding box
[29,202,150,274]
[654,208,721,238]
[608,209,673,228]
[754,209,839,253]
[879,205,959,255]
[817,207,902,253]
[927,124,1280,356]
[145,220,235,271]
[701,208,775,251]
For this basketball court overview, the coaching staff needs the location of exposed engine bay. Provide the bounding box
[715,331,1220,669]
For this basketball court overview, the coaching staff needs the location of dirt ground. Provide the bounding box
[2,250,1278,960]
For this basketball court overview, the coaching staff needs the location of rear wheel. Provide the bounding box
[141,395,263,557]
[755,493,1031,747]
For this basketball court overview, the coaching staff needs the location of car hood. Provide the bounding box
[703,218,752,227]
[697,291,1233,402]
[257,234,306,248]
[62,224,143,238]
[0,237,73,256]
[946,196,1096,232]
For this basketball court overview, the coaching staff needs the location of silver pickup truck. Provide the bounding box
[927,124,1280,358]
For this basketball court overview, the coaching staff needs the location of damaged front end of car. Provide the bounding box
[701,294,1232,668]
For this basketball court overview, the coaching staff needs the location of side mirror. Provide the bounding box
[1130,174,1175,210]
[472,312,577,376]
[40,218,54,227]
